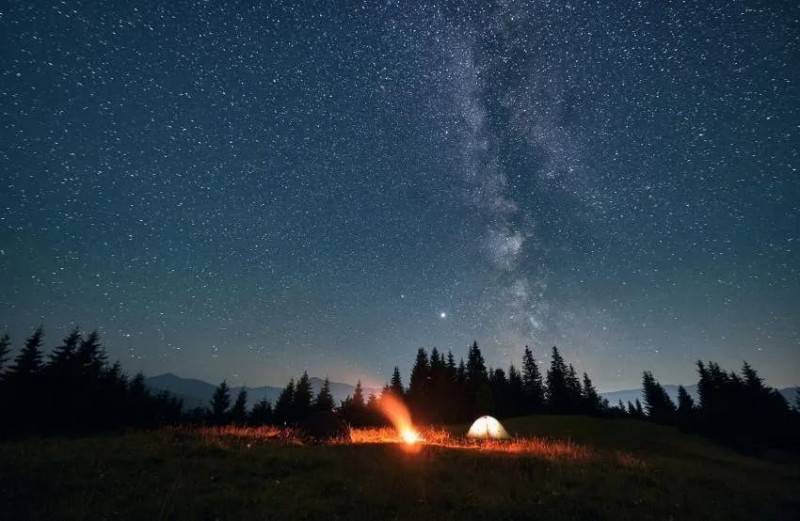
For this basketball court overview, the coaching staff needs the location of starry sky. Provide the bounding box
[2,1,798,391]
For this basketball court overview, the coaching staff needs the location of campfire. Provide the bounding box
[377,393,422,445]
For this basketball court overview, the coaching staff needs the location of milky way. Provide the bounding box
[1,1,798,390]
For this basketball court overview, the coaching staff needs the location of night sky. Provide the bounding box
[2,1,798,391]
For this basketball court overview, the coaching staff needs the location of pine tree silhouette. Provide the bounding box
[230,388,248,425]
[676,385,695,429]
[389,367,404,397]
[522,346,545,413]
[274,379,295,425]
[546,346,570,413]
[249,398,273,425]
[0,333,11,376]
[581,372,602,415]
[566,364,582,413]
[641,371,676,424]
[408,348,431,421]
[76,330,105,377]
[211,380,231,425]
[507,364,525,417]
[293,372,313,422]
[8,327,44,380]
[47,328,80,371]
[313,377,335,411]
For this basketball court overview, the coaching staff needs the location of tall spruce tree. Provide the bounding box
[465,341,487,392]
[408,348,431,420]
[566,364,582,412]
[249,398,273,425]
[8,327,44,380]
[507,364,525,417]
[48,328,81,371]
[581,372,602,415]
[642,371,676,424]
[293,372,313,421]
[521,346,545,413]
[351,380,366,409]
[677,385,694,413]
[230,388,248,425]
[210,380,231,424]
[489,368,509,417]
[76,330,105,377]
[274,379,295,424]
[676,385,695,428]
[389,367,404,396]
[0,333,11,376]
[314,377,335,411]
[546,346,570,413]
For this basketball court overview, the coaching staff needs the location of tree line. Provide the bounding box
[206,343,607,428]
[3,327,798,452]
[0,328,182,436]
[638,361,799,451]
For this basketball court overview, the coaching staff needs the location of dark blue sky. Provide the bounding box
[2,1,798,391]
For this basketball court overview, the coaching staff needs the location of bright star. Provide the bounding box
[440,312,447,318]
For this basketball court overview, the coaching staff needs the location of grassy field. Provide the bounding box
[1,416,798,520]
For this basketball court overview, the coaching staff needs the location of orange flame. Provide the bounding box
[378,393,421,444]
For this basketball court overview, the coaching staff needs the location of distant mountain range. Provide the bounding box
[146,373,799,412]
[145,373,381,410]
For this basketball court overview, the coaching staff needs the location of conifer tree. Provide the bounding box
[293,372,313,421]
[314,377,335,411]
[351,380,366,409]
[249,398,273,425]
[211,380,231,424]
[566,364,582,412]
[581,372,602,415]
[445,351,457,382]
[676,384,695,428]
[521,346,545,413]
[8,327,44,380]
[0,333,11,376]
[340,380,368,426]
[465,341,487,392]
[677,385,694,413]
[389,367,404,396]
[408,348,431,420]
[408,348,430,398]
[488,368,510,417]
[642,371,676,424]
[366,393,381,425]
[457,358,467,387]
[128,372,151,427]
[507,364,525,417]
[230,388,248,425]
[274,379,295,424]
[76,330,105,377]
[635,398,644,417]
[48,328,81,371]
[545,346,569,413]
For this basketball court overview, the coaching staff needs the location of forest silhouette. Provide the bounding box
[1,328,798,453]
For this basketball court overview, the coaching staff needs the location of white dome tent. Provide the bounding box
[466,415,510,440]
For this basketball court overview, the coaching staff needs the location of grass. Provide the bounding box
[1,416,798,520]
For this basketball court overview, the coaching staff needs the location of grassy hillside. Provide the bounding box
[1,417,798,520]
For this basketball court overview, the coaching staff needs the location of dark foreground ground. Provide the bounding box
[1,416,798,520]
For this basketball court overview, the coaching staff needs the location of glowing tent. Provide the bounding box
[466,415,510,440]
